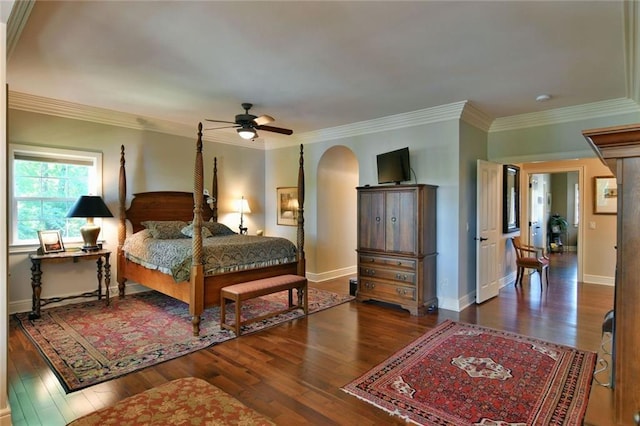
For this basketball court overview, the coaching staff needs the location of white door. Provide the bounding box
[476,160,501,303]
[528,174,545,248]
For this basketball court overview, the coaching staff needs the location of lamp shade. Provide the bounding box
[66,195,113,251]
[235,198,251,214]
[66,195,113,218]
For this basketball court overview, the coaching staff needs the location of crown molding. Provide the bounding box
[625,0,640,103]
[11,90,640,151]
[6,0,34,59]
[489,98,640,132]
[8,91,262,149]
[268,101,469,149]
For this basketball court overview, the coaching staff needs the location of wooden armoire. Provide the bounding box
[583,124,640,426]
[356,184,437,315]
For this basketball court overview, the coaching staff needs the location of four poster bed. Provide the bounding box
[116,123,306,335]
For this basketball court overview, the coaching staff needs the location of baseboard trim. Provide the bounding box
[306,266,357,283]
[8,283,151,315]
[582,274,615,286]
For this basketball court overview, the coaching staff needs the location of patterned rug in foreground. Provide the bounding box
[15,287,352,393]
[342,320,597,426]
[68,377,275,425]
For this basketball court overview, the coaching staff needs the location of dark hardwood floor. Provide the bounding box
[8,252,615,425]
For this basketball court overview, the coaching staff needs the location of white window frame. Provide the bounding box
[9,144,103,250]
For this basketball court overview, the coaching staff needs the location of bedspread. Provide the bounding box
[122,229,298,282]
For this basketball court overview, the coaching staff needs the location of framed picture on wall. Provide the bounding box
[593,176,617,214]
[277,187,298,226]
[37,230,65,254]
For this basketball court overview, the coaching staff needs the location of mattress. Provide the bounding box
[122,229,298,282]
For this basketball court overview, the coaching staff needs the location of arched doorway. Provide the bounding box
[316,146,359,279]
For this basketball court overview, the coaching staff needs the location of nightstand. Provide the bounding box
[29,249,111,319]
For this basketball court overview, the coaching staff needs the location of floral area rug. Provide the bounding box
[15,287,353,393]
[68,377,275,425]
[342,320,597,426]
[69,377,275,426]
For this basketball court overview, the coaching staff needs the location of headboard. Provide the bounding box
[126,191,215,233]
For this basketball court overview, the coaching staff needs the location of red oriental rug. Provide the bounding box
[342,320,597,426]
[15,288,352,393]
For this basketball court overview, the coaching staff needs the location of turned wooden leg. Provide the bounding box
[191,315,201,336]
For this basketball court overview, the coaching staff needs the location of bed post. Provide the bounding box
[297,144,306,277]
[117,145,127,297]
[190,123,205,336]
[212,157,218,222]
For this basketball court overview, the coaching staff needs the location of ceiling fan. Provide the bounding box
[205,103,293,140]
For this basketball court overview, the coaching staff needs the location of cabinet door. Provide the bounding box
[358,191,385,251]
[385,189,417,254]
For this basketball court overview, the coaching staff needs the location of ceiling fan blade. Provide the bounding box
[255,124,293,135]
[253,114,274,126]
[204,124,239,131]
[205,119,236,124]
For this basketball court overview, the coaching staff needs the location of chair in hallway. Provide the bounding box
[510,236,550,290]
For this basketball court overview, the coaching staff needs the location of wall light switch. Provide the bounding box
[589,221,596,230]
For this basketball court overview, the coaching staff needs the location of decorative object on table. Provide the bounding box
[68,377,275,425]
[235,196,251,234]
[342,320,596,426]
[37,230,65,254]
[15,287,353,392]
[277,187,298,226]
[66,195,114,251]
[593,176,617,214]
[502,164,520,232]
[548,213,569,253]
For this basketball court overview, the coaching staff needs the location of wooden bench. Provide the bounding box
[220,274,308,336]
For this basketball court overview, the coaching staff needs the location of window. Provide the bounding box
[10,144,103,247]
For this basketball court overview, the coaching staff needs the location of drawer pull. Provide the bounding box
[396,288,411,296]
[391,217,397,223]
[375,217,381,222]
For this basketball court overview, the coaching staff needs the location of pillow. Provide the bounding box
[203,221,237,236]
[181,223,213,238]
[141,220,188,239]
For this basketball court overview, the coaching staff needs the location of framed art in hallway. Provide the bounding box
[37,230,65,254]
[593,176,617,214]
[277,187,298,226]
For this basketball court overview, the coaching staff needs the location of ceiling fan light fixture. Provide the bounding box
[237,128,257,140]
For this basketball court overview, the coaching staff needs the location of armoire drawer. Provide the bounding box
[359,266,416,285]
[359,255,416,270]
[358,279,417,302]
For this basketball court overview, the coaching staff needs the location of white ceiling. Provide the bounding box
[6,1,632,143]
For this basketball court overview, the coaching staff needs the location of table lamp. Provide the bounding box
[66,195,113,251]
[235,196,251,235]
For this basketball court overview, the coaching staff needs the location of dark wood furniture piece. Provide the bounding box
[117,123,306,336]
[29,249,111,320]
[220,274,308,336]
[356,184,437,315]
[583,124,640,426]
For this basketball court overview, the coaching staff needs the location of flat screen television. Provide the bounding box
[377,147,411,184]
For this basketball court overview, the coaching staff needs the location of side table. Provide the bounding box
[29,249,111,319]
